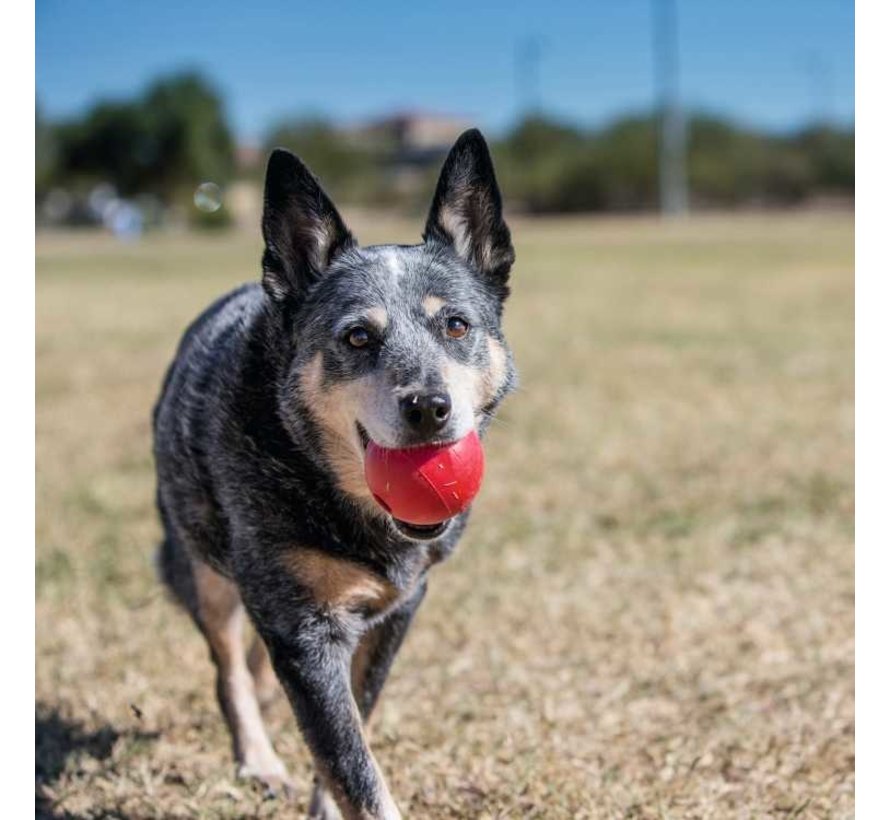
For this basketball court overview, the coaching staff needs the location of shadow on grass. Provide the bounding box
[36,703,159,819]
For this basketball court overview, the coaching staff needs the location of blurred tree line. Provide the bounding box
[37,72,236,227]
[493,114,853,212]
[37,71,853,224]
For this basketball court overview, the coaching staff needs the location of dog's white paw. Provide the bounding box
[237,757,297,800]
[308,783,344,820]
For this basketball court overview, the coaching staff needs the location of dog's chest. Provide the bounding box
[279,544,429,620]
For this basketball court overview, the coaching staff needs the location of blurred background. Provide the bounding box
[36,0,853,232]
[36,2,854,818]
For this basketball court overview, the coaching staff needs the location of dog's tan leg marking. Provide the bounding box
[309,778,344,820]
[282,548,403,818]
[313,757,401,820]
[304,622,394,819]
[350,636,375,719]
[349,627,388,740]
[306,691,400,820]
[192,561,294,795]
[281,547,399,615]
[422,295,446,317]
[246,633,280,709]
[363,756,401,820]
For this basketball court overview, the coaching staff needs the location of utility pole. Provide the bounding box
[515,37,543,117]
[805,52,833,125]
[652,0,688,215]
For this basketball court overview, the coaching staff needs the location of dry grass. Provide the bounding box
[36,212,853,819]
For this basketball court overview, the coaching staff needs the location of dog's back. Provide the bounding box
[153,282,264,578]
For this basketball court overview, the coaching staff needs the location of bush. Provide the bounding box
[49,72,235,205]
[189,202,233,231]
[495,113,853,213]
[38,84,854,218]
[263,118,381,204]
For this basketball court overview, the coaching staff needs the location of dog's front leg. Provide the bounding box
[308,581,427,817]
[263,614,399,820]
[352,580,427,722]
[237,558,401,820]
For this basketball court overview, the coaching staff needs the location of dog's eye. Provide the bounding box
[346,327,371,349]
[446,316,469,339]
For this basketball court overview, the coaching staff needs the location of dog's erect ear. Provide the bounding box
[261,149,356,303]
[423,129,514,288]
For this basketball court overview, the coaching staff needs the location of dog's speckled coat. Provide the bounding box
[153,130,516,819]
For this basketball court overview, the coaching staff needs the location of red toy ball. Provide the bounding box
[364,431,485,525]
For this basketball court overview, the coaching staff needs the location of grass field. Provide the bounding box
[36,212,854,819]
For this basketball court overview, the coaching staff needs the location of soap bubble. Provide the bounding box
[194,182,222,213]
[88,183,117,219]
[43,188,73,222]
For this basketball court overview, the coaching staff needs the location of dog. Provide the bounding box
[152,129,516,819]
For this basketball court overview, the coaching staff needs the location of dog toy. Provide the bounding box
[364,431,485,525]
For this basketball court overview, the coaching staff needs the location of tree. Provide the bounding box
[55,101,151,194]
[494,111,854,212]
[36,101,58,197]
[493,115,587,212]
[263,118,376,200]
[795,126,855,192]
[52,72,235,204]
[141,72,236,200]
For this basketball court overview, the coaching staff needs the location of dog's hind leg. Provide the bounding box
[190,559,295,796]
[247,633,281,708]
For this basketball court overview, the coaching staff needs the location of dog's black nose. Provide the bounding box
[400,392,451,437]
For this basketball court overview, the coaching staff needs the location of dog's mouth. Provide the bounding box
[356,422,451,541]
[392,519,449,540]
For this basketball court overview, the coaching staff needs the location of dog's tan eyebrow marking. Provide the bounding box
[422,295,446,317]
[363,306,388,330]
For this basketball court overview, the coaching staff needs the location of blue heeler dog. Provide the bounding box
[153,130,516,819]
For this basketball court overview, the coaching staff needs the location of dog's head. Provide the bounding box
[262,130,516,537]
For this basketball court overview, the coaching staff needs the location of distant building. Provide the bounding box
[235,143,262,173]
[348,112,471,167]
[229,112,473,216]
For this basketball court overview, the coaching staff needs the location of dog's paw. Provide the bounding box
[308,783,343,820]
[237,760,297,801]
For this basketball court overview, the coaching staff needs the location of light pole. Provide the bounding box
[653,0,688,215]
[515,36,543,117]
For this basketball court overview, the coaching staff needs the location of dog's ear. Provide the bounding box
[423,129,514,290]
[261,148,356,303]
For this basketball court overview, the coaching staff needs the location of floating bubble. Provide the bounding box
[88,182,117,218]
[104,200,143,241]
[44,188,73,222]
[194,182,222,213]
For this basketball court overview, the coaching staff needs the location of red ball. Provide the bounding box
[364,431,485,525]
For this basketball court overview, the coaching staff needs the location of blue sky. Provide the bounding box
[36,0,854,142]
